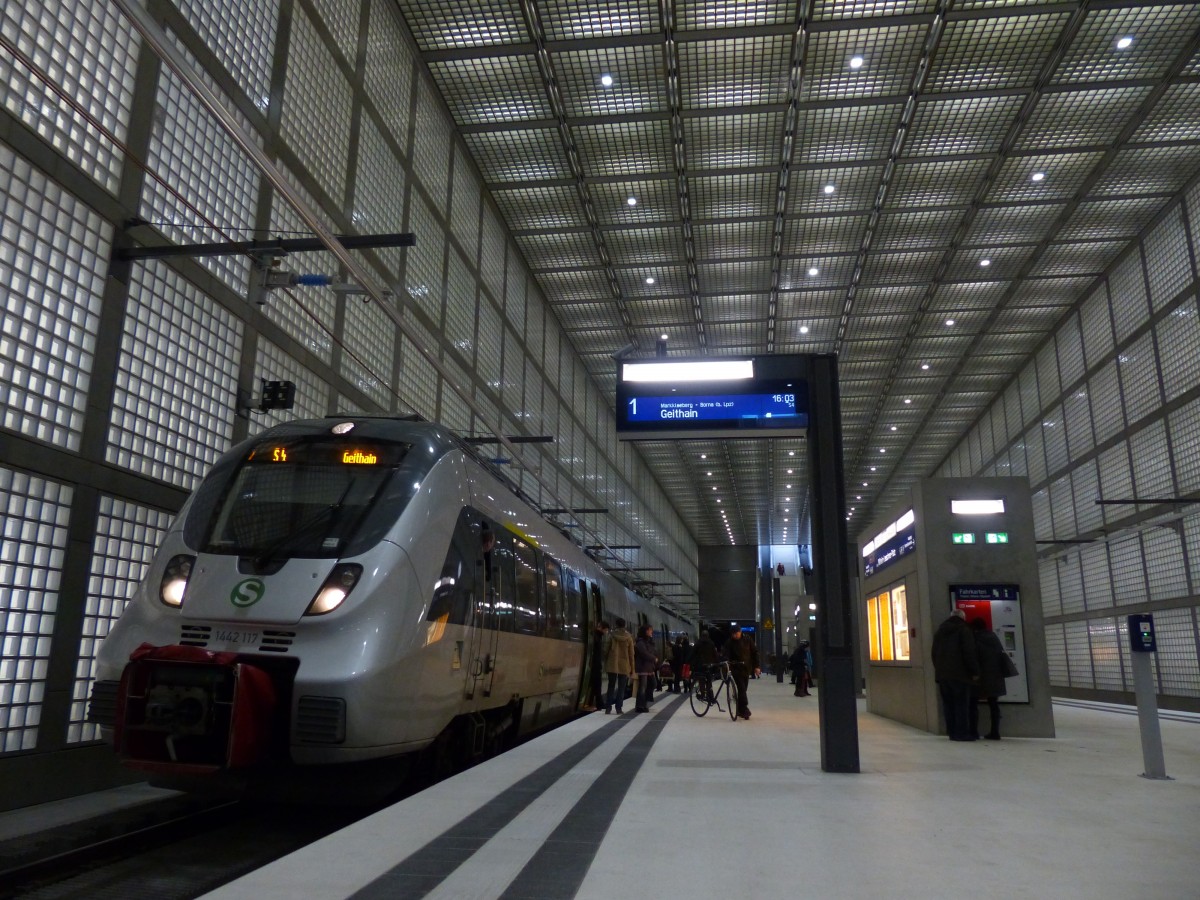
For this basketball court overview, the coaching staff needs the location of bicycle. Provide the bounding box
[688,661,739,721]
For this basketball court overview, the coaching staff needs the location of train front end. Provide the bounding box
[89,418,445,784]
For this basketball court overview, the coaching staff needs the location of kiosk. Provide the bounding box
[859,477,1055,738]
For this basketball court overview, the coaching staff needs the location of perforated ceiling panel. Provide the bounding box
[392,0,1200,574]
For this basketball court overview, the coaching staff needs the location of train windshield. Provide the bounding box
[201,437,410,560]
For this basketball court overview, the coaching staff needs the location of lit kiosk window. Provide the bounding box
[862,509,914,662]
[867,583,909,662]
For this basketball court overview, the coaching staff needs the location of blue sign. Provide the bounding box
[624,392,801,423]
[863,526,915,577]
[1127,614,1156,653]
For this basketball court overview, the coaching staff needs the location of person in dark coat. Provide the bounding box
[690,628,719,671]
[634,624,658,712]
[723,627,761,719]
[671,634,691,692]
[970,617,1010,740]
[789,641,811,696]
[931,609,979,741]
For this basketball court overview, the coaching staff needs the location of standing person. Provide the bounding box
[970,618,1014,740]
[634,624,658,712]
[583,621,609,711]
[672,634,692,693]
[604,617,635,714]
[789,641,811,697]
[691,628,719,671]
[723,626,761,719]
[931,608,979,741]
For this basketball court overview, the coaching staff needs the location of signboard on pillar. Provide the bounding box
[950,584,1029,703]
[615,356,808,440]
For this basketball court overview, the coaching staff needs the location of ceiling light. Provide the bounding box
[904,398,911,404]
[626,196,637,206]
[879,448,886,453]
[945,318,955,326]
[1031,171,1045,182]
[890,425,897,431]
[870,467,876,472]
[645,276,655,284]
[712,486,717,490]
[701,454,707,459]
[600,73,614,87]
[660,333,668,341]
[786,484,792,489]
[707,471,713,476]
[799,325,809,334]
[849,56,864,69]
[823,184,836,195]
[979,259,991,267]
[856,495,861,500]
[787,469,793,474]
[807,267,819,276]
[788,451,795,456]
[863,482,869,487]
[921,363,930,370]
[951,498,1005,515]
[1115,35,1134,50]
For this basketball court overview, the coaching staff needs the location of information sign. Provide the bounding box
[1127,614,1156,653]
[952,532,976,544]
[985,532,1009,544]
[615,356,808,440]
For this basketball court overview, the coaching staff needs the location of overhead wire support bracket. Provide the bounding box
[114,231,415,261]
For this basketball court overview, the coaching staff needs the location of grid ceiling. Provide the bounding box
[394,0,1200,606]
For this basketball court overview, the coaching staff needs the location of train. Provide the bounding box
[88,416,694,797]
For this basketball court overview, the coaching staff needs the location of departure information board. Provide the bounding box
[615,356,808,440]
[624,392,799,423]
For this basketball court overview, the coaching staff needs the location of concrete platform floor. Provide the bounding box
[204,679,1199,900]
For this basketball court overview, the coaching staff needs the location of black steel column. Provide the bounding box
[807,355,860,772]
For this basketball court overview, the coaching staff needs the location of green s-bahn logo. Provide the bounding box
[230,578,266,608]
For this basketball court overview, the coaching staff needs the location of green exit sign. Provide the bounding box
[985,532,1009,544]
[952,532,976,544]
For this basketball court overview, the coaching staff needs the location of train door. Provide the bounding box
[574,578,589,708]
[576,581,602,708]
[463,517,500,700]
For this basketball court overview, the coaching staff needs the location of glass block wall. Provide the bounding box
[938,181,1200,707]
[0,0,697,775]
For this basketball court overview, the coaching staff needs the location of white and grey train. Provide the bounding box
[89,416,693,794]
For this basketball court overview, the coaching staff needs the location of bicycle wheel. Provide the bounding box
[724,677,738,720]
[690,676,711,717]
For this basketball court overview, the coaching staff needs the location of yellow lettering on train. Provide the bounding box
[342,449,378,464]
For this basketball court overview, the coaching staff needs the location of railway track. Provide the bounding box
[0,797,364,899]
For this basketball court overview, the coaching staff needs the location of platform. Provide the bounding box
[197,679,1198,900]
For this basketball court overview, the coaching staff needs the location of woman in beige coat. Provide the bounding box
[604,617,636,714]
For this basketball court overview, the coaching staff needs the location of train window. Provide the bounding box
[512,539,540,635]
[543,556,564,640]
[425,511,477,626]
[489,528,517,633]
[201,437,404,560]
[561,568,584,642]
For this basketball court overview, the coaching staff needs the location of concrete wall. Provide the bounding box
[698,545,758,622]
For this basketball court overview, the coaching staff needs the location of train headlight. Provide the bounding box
[159,554,195,608]
[306,564,363,616]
